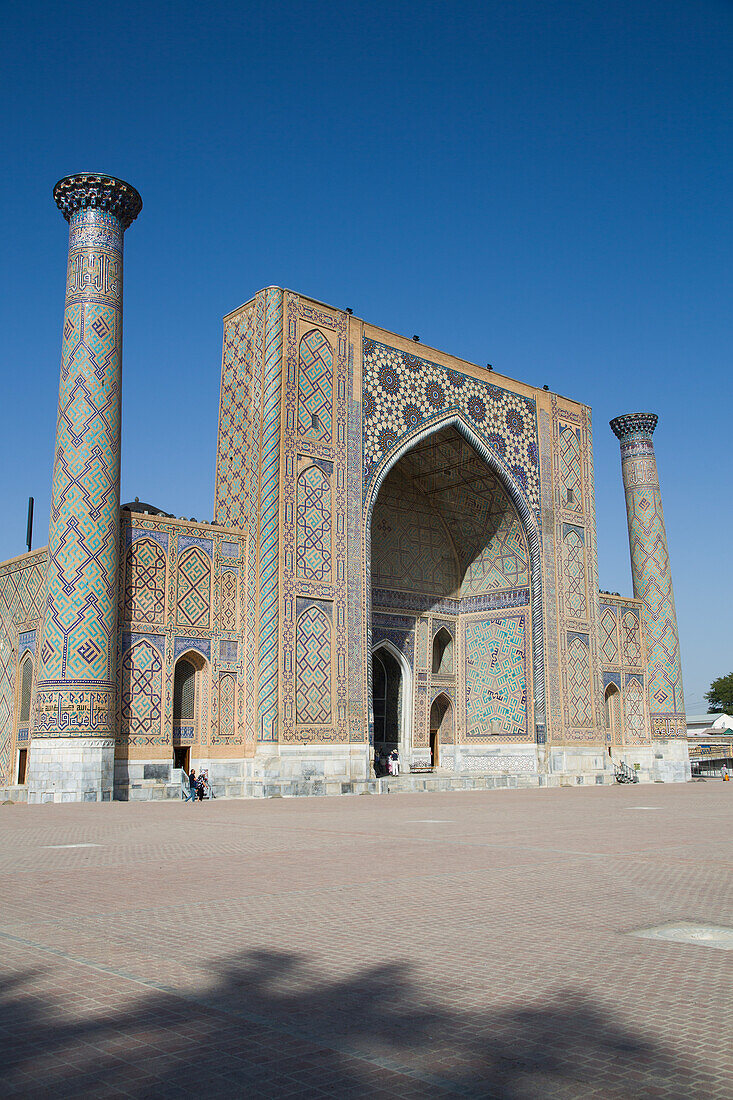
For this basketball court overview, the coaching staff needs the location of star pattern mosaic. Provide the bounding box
[362,339,540,512]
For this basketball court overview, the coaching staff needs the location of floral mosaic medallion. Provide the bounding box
[362,339,540,510]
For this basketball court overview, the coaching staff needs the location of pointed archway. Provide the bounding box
[365,413,545,747]
[372,639,412,765]
[429,693,453,768]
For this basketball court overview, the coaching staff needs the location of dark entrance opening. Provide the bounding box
[17,748,28,784]
[429,694,453,768]
[173,746,190,772]
[372,647,402,751]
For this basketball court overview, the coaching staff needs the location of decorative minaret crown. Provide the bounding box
[610,413,658,442]
[53,173,142,229]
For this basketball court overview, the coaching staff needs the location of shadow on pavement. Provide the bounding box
[1,948,715,1097]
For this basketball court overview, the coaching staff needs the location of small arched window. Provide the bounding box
[432,628,454,676]
[19,657,33,723]
[173,659,196,721]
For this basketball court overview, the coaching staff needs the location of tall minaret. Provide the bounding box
[29,174,141,802]
[610,413,685,738]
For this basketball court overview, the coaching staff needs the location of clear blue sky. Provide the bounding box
[1,0,731,711]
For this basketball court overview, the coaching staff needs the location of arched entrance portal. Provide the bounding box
[368,420,540,769]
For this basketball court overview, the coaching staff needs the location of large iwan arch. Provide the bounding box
[365,413,545,762]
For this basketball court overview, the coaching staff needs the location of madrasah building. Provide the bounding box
[0,174,690,802]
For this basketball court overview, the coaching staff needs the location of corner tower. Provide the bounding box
[29,174,141,802]
[610,413,686,740]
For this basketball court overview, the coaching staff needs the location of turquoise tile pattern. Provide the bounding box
[34,175,141,737]
[610,414,685,737]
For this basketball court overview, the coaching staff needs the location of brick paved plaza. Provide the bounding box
[1,784,731,1098]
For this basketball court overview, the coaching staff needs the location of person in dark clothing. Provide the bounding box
[186,769,198,803]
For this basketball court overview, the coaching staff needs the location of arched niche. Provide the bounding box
[173,650,209,743]
[432,627,454,676]
[604,682,621,743]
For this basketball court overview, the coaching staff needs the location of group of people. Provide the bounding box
[374,748,400,776]
[183,768,213,801]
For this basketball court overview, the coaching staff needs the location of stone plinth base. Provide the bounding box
[440,743,541,776]
[101,739,692,802]
[252,744,372,784]
[615,740,691,783]
[27,738,114,803]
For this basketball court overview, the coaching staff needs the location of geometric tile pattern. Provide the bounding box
[371,465,459,596]
[178,534,213,558]
[362,339,539,511]
[464,615,527,738]
[124,538,166,624]
[0,551,48,782]
[219,569,237,632]
[176,547,211,628]
[566,635,593,727]
[0,556,46,627]
[282,297,349,745]
[550,400,596,743]
[0,609,14,782]
[0,550,45,774]
[18,631,37,657]
[298,329,333,440]
[258,288,284,742]
[600,607,619,664]
[624,674,647,745]
[219,639,238,665]
[112,511,247,758]
[295,606,332,725]
[296,465,332,581]
[34,194,140,738]
[462,505,529,594]
[371,433,530,599]
[559,425,582,512]
[173,636,211,662]
[611,414,685,734]
[214,305,257,528]
[622,611,641,664]
[218,674,236,740]
[563,527,586,619]
[120,639,163,742]
[214,292,274,744]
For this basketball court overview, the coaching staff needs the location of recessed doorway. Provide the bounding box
[173,746,190,772]
[429,694,453,768]
[372,640,412,766]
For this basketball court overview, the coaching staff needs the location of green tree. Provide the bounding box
[704,673,733,713]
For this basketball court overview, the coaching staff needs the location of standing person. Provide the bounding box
[722,765,730,782]
[186,769,198,802]
[391,748,400,776]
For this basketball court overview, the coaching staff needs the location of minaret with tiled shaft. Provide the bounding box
[610,413,686,739]
[28,174,142,802]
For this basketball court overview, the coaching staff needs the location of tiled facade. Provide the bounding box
[0,180,690,799]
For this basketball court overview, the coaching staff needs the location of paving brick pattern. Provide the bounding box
[1,784,731,1097]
